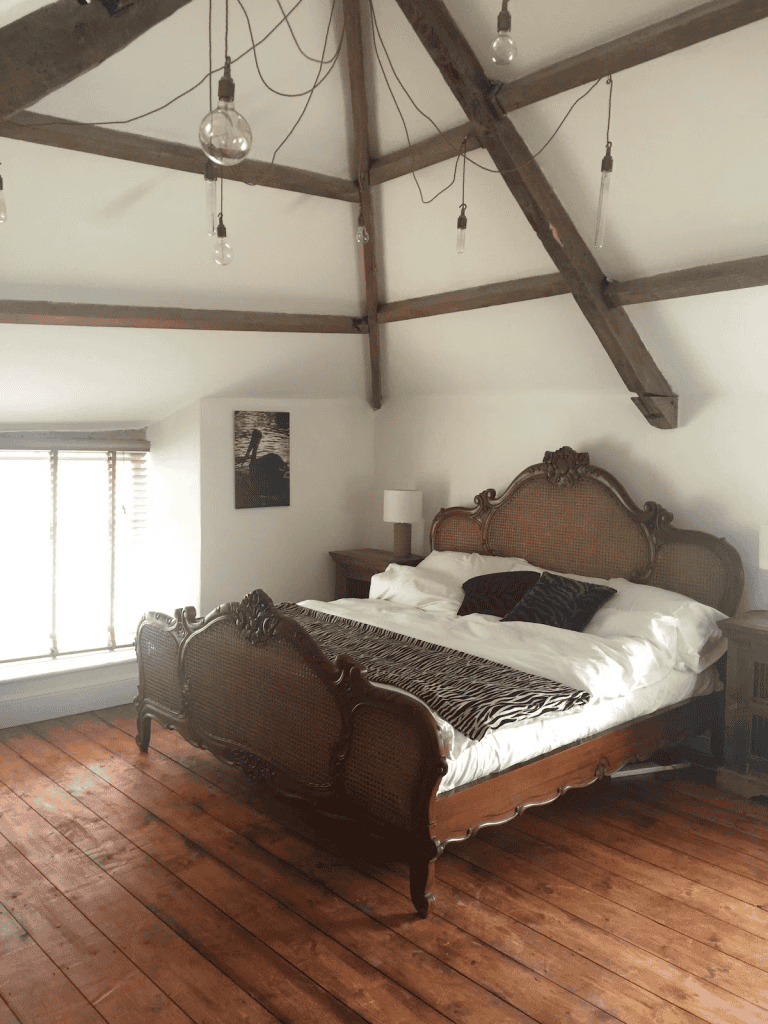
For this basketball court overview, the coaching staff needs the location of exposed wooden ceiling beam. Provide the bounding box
[392,0,678,429]
[4,254,759,336]
[605,254,768,306]
[378,273,568,322]
[0,300,367,334]
[380,254,768,323]
[0,0,196,120]
[371,0,768,186]
[0,111,359,203]
[342,0,382,410]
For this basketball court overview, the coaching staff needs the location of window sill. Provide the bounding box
[0,649,139,728]
[0,648,137,684]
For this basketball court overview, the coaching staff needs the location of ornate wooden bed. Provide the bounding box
[134,446,744,916]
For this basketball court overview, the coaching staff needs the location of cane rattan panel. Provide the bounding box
[182,618,343,788]
[431,514,483,554]
[646,542,730,610]
[485,476,650,580]
[137,621,184,715]
[344,702,436,831]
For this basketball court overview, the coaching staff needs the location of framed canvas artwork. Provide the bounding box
[234,411,290,509]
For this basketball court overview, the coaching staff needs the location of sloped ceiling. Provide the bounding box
[0,0,766,424]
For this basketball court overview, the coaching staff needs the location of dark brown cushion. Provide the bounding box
[457,571,540,617]
[501,571,617,632]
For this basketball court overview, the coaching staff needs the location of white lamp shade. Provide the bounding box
[760,526,768,570]
[383,489,423,523]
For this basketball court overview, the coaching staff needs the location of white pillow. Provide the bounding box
[417,550,536,587]
[605,578,726,673]
[368,563,463,614]
[584,608,679,657]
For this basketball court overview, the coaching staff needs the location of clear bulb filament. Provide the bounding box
[204,162,217,236]
[593,145,613,249]
[214,215,233,265]
[199,57,252,166]
[356,208,369,245]
[456,206,467,254]
[491,1,516,65]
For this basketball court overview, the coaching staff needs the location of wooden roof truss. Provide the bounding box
[1,0,767,427]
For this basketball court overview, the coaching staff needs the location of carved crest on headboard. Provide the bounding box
[233,589,281,645]
[543,446,591,486]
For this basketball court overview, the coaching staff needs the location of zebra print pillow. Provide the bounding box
[457,571,541,617]
[502,571,617,632]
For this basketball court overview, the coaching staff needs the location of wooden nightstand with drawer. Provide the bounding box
[718,610,768,797]
[329,548,423,600]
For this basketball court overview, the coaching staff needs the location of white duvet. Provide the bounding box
[299,554,726,793]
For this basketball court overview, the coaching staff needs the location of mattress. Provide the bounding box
[299,593,720,794]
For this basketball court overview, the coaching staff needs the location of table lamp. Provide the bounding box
[383,489,423,558]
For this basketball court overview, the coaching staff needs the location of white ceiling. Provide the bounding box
[0,0,766,425]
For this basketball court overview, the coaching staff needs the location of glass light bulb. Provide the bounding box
[0,193,6,223]
[356,224,369,245]
[214,236,233,265]
[456,226,466,254]
[199,100,252,166]
[205,178,217,236]
[491,29,517,65]
[593,170,611,248]
[594,147,613,249]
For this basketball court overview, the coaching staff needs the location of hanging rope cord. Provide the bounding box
[232,0,341,162]
[605,74,614,151]
[7,0,341,134]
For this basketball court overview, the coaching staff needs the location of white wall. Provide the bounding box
[371,391,768,611]
[146,401,202,613]
[199,396,374,612]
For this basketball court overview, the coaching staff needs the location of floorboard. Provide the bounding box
[0,706,765,1024]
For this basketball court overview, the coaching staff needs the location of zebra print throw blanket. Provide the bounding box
[280,605,591,741]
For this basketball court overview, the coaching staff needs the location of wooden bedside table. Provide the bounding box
[329,548,423,599]
[718,610,768,797]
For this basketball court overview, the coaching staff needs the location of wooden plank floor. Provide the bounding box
[1,706,767,1024]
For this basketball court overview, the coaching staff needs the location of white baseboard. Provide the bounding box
[0,657,139,728]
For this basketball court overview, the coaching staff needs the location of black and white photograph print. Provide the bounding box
[234,411,290,509]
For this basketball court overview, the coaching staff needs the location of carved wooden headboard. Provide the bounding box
[430,446,744,616]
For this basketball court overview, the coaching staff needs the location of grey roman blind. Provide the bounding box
[0,443,148,664]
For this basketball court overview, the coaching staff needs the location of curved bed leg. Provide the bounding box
[410,838,442,918]
[136,711,151,753]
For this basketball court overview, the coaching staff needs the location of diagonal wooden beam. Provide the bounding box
[0,0,197,120]
[0,300,367,333]
[371,0,768,186]
[0,112,359,203]
[342,0,383,410]
[392,0,678,429]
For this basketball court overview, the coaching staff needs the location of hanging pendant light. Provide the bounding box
[0,167,6,223]
[356,208,369,245]
[199,57,252,166]
[593,142,613,249]
[204,160,218,235]
[593,77,615,249]
[491,0,517,66]
[455,140,468,254]
[456,204,467,254]
[213,213,234,265]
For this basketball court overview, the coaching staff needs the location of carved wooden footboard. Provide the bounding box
[135,589,448,916]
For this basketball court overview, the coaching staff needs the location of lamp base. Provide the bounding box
[392,522,412,558]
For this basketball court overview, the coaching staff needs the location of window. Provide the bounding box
[0,448,147,664]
